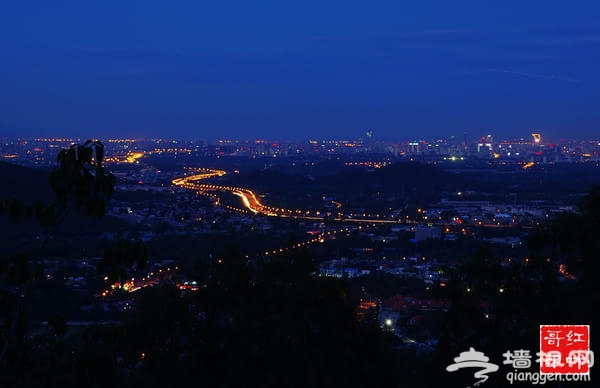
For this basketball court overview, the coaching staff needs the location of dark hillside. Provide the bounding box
[224,161,477,208]
[0,161,53,202]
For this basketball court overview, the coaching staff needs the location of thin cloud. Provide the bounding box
[488,68,581,83]
[413,28,468,37]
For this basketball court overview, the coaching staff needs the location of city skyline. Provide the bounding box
[2,128,599,144]
[2,132,599,144]
[1,1,600,140]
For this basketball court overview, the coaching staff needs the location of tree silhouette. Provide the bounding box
[0,140,119,378]
[50,139,116,218]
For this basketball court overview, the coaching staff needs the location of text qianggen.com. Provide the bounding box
[506,371,590,384]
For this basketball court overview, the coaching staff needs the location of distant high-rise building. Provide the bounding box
[477,134,493,153]
[532,133,542,145]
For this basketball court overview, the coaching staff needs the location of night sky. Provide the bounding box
[1,1,599,141]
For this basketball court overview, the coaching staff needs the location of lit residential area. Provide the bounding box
[2,134,591,353]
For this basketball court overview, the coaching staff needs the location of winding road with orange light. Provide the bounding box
[172,167,399,223]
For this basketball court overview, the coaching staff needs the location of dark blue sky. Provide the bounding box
[1,1,599,141]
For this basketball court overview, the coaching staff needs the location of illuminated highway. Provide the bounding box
[172,168,400,223]
[172,168,527,230]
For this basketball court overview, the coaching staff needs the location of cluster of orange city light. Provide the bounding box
[344,161,391,168]
[104,151,145,164]
[558,263,576,280]
[356,298,378,320]
[107,139,136,143]
[105,146,197,165]
[522,161,536,170]
[99,266,178,298]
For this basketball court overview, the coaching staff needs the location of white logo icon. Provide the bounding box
[447,347,499,386]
